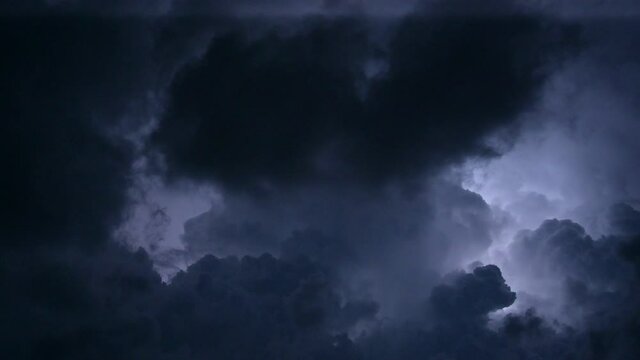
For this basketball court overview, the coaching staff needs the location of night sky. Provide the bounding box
[2,1,640,359]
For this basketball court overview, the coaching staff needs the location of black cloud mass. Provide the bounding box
[1,18,138,246]
[2,0,640,359]
[154,10,575,191]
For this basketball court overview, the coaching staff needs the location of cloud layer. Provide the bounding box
[3,0,640,359]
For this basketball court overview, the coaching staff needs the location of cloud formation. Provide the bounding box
[429,264,516,323]
[153,10,575,192]
[3,0,640,359]
[1,244,376,359]
[0,17,152,247]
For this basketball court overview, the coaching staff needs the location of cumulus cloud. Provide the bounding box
[463,17,640,240]
[175,179,501,319]
[361,265,521,360]
[477,212,640,358]
[429,264,516,323]
[4,0,640,359]
[455,20,640,355]
[0,244,376,359]
[148,2,576,317]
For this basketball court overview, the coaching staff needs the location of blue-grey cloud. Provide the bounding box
[3,1,640,359]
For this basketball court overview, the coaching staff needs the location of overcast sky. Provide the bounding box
[2,1,640,359]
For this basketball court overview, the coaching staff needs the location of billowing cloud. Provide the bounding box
[462,18,640,240]
[0,244,376,359]
[505,216,640,358]
[148,5,577,317]
[3,0,640,359]
[429,264,516,323]
[153,10,575,192]
[0,17,152,247]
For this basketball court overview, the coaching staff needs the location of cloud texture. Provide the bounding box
[3,0,640,359]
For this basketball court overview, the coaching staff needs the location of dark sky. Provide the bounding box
[2,1,640,359]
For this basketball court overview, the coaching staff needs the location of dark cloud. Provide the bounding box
[360,265,521,360]
[0,244,164,359]
[177,180,498,320]
[429,264,516,323]
[423,0,522,15]
[4,1,640,360]
[0,245,375,359]
[507,219,635,295]
[497,309,580,359]
[160,253,376,358]
[500,216,640,358]
[501,308,547,339]
[153,19,368,191]
[608,203,640,237]
[0,0,170,15]
[0,10,173,357]
[359,237,640,360]
[149,10,579,320]
[0,243,536,360]
[180,181,494,264]
[0,17,154,247]
[0,13,219,248]
[170,0,320,15]
[281,228,356,266]
[620,235,640,276]
[459,18,640,239]
[153,11,577,193]
[8,240,635,360]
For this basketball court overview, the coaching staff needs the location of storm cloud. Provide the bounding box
[153,8,576,192]
[3,0,640,359]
